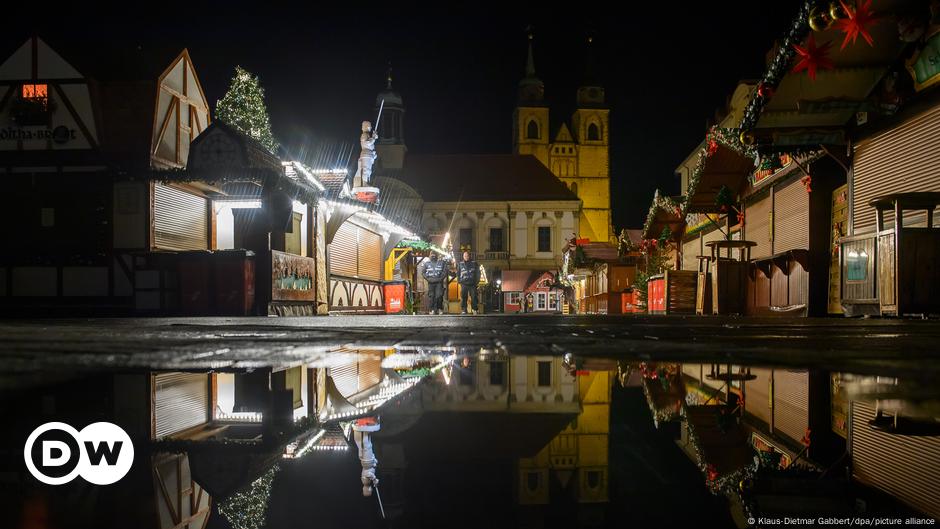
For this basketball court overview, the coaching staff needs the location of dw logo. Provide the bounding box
[23,422,134,485]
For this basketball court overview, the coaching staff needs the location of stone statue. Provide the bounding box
[353,120,377,189]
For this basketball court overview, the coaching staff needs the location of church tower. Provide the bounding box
[512,33,550,167]
[566,37,612,243]
[375,65,406,171]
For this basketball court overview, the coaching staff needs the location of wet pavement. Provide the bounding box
[1,314,940,380]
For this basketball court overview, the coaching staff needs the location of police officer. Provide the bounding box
[457,251,480,314]
[422,253,447,314]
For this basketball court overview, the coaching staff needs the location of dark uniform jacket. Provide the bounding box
[423,259,447,283]
[457,260,480,286]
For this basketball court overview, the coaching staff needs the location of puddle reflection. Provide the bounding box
[2,348,938,528]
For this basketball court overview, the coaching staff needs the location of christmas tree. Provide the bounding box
[216,66,279,154]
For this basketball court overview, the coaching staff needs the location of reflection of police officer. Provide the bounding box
[422,253,447,314]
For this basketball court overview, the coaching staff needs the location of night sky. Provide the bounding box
[8,2,799,228]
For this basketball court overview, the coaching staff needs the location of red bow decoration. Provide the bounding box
[834,0,879,49]
[801,428,812,448]
[706,464,719,482]
[736,211,746,225]
[792,34,834,81]
[707,138,719,156]
[801,174,813,193]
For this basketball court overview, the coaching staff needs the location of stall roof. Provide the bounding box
[748,0,911,145]
[685,144,756,214]
[642,190,686,240]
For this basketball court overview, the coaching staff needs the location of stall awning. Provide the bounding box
[685,145,755,214]
[642,196,686,240]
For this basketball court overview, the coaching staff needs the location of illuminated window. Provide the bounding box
[14,83,52,126]
[22,84,48,101]
[846,249,869,282]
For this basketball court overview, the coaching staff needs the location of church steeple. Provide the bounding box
[517,32,545,105]
[576,35,605,108]
[375,63,406,170]
[513,30,550,166]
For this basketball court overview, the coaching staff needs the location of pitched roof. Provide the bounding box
[389,154,579,203]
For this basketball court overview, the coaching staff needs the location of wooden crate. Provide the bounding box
[648,270,698,315]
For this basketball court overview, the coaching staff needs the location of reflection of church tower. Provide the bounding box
[512,33,550,166]
[375,65,406,171]
[512,34,613,244]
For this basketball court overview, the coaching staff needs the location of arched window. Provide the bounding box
[526,119,540,140]
[570,182,578,196]
[587,122,600,141]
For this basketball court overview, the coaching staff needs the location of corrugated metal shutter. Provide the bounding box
[329,222,358,277]
[702,226,724,260]
[154,373,207,438]
[330,360,359,399]
[358,353,382,393]
[852,400,940,519]
[774,179,810,253]
[745,368,773,427]
[773,370,808,444]
[153,183,207,251]
[357,227,383,281]
[682,237,701,271]
[746,194,773,258]
[853,105,940,234]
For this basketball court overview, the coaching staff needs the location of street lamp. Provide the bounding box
[495,279,502,313]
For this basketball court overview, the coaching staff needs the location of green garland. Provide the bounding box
[641,190,684,240]
[738,1,814,134]
[218,464,280,529]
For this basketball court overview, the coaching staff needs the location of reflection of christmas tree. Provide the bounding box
[216,66,279,154]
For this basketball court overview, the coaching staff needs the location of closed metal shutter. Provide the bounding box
[357,227,383,281]
[745,368,773,428]
[682,237,701,271]
[852,400,940,519]
[153,183,207,251]
[774,178,810,253]
[702,226,724,260]
[357,353,382,392]
[328,222,358,278]
[746,194,773,258]
[329,359,359,399]
[853,104,940,234]
[773,370,808,444]
[154,373,208,438]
